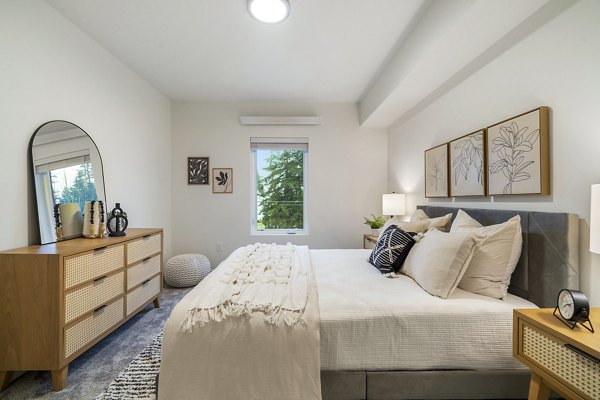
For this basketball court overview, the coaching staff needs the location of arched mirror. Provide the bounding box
[31,121,106,244]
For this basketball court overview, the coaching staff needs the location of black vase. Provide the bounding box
[107,203,128,237]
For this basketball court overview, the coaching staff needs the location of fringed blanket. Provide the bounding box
[181,243,308,331]
[159,244,321,400]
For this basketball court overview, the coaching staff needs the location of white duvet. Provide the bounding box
[314,249,535,370]
[158,248,534,399]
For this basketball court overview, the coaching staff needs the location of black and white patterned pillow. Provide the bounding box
[368,225,417,274]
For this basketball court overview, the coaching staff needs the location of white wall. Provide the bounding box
[387,0,600,304]
[0,1,172,255]
[171,102,387,265]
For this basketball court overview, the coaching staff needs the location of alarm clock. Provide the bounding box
[553,289,594,333]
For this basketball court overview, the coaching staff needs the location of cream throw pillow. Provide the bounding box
[450,210,522,299]
[402,229,480,299]
[378,218,429,239]
[409,209,452,232]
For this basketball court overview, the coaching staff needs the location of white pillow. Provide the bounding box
[401,229,480,299]
[378,217,429,239]
[409,209,452,232]
[450,210,522,299]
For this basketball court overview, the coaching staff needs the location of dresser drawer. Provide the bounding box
[127,275,160,316]
[65,245,125,290]
[521,323,600,399]
[64,297,124,359]
[65,271,124,324]
[127,254,161,290]
[127,233,162,265]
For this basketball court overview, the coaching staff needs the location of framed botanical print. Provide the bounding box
[424,143,449,198]
[449,129,486,197]
[188,157,209,185]
[212,168,233,193]
[487,106,549,195]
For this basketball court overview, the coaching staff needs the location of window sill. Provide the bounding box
[251,231,308,236]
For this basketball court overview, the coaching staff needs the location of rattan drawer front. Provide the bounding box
[65,271,124,324]
[127,234,161,265]
[127,275,160,316]
[64,297,124,359]
[522,324,600,399]
[127,255,161,290]
[65,245,125,289]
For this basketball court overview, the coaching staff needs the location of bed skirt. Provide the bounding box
[321,369,532,400]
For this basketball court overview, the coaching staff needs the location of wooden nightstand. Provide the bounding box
[363,234,378,249]
[513,308,600,400]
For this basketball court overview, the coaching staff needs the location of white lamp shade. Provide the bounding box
[382,193,406,216]
[591,184,600,254]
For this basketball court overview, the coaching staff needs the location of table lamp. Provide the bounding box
[591,184,600,254]
[382,193,406,218]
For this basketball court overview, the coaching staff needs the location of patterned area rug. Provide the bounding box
[96,333,162,400]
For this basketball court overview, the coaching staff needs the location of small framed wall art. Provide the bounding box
[487,106,549,195]
[449,129,486,197]
[212,168,233,193]
[188,157,209,185]
[424,143,449,198]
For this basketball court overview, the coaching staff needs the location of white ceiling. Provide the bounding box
[46,0,574,127]
[46,0,425,103]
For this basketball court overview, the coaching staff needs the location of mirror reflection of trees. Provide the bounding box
[51,163,97,210]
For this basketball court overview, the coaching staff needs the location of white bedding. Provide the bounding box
[159,247,535,399]
[314,249,535,370]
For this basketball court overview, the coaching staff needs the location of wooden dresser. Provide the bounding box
[0,228,163,391]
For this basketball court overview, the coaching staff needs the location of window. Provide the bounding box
[251,137,308,234]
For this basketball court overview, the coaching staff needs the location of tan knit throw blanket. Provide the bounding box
[181,243,309,332]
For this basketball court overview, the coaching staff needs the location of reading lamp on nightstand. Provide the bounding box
[382,193,405,219]
[590,184,600,254]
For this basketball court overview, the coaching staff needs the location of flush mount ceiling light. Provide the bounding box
[248,0,290,24]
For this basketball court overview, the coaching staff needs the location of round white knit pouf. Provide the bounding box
[164,254,211,288]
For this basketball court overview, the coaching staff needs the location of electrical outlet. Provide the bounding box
[216,242,223,252]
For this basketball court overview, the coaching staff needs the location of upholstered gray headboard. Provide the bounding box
[417,206,579,308]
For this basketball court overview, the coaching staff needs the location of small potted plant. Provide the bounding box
[363,214,386,236]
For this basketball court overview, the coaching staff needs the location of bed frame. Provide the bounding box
[322,206,579,400]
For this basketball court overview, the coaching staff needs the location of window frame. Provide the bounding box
[250,138,309,236]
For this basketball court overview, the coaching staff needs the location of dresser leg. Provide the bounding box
[51,366,68,391]
[528,372,550,400]
[153,297,160,308]
[1,370,14,391]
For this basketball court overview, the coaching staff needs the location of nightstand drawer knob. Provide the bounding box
[564,343,599,363]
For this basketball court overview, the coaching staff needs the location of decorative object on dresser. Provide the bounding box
[554,289,594,332]
[164,254,211,288]
[107,203,128,237]
[424,143,449,198]
[56,203,84,240]
[487,106,550,196]
[449,129,486,197]
[212,168,233,193]
[82,200,106,238]
[513,308,600,400]
[0,228,163,392]
[30,120,107,245]
[188,157,209,185]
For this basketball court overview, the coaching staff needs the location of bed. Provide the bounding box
[158,206,580,400]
